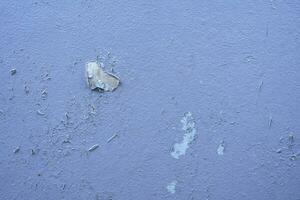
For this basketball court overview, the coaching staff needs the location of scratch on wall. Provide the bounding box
[171,112,197,159]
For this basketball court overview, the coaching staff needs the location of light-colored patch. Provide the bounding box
[85,61,120,92]
[166,180,177,194]
[10,69,17,75]
[88,144,99,152]
[217,141,225,155]
[171,112,197,159]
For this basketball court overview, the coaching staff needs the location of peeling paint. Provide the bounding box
[166,180,177,194]
[10,69,17,75]
[171,112,197,159]
[268,115,273,129]
[85,61,120,92]
[217,141,225,155]
[88,144,99,152]
[107,134,118,143]
[24,82,30,94]
[41,89,47,99]
[1,1,298,199]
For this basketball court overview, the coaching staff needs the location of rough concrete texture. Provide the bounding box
[0,0,300,200]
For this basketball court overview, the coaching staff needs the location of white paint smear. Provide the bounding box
[171,112,197,159]
[166,180,177,194]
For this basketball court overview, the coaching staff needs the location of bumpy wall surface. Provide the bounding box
[0,1,300,199]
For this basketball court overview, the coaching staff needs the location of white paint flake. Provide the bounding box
[217,141,225,155]
[166,180,177,194]
[171,112,197,159]
[85,61,120,92]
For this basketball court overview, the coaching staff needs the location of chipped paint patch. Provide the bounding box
[171,112,197,159]
[166,180,177,194]
[10,69,17,75]
[85,61,120,92]
[217,141,225,155]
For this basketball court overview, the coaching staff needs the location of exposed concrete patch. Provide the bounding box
[36,109,46,116]
[14,147,20,154]
[166,180,177,194]
[171,112,197,159]
[85,61,120,92]
[277,133,300,161]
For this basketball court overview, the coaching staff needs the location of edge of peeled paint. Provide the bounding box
[171,112,197,159]
[85,61,120,92]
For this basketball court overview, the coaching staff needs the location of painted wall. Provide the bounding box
[0,0,300,199]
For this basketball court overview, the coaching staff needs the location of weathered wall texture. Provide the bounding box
[0,0,300,199]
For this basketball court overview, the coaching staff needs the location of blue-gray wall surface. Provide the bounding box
[0,1,300,199]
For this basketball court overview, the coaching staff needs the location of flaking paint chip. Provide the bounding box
[88,144,99,152]
[171,112,197,159]
[217,141,225,155]
[10,69,17,75]
[85,61,120,92]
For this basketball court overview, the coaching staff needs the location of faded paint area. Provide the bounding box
[171,112,197,159]
[166,180,177,194]
[85,61,120,91]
